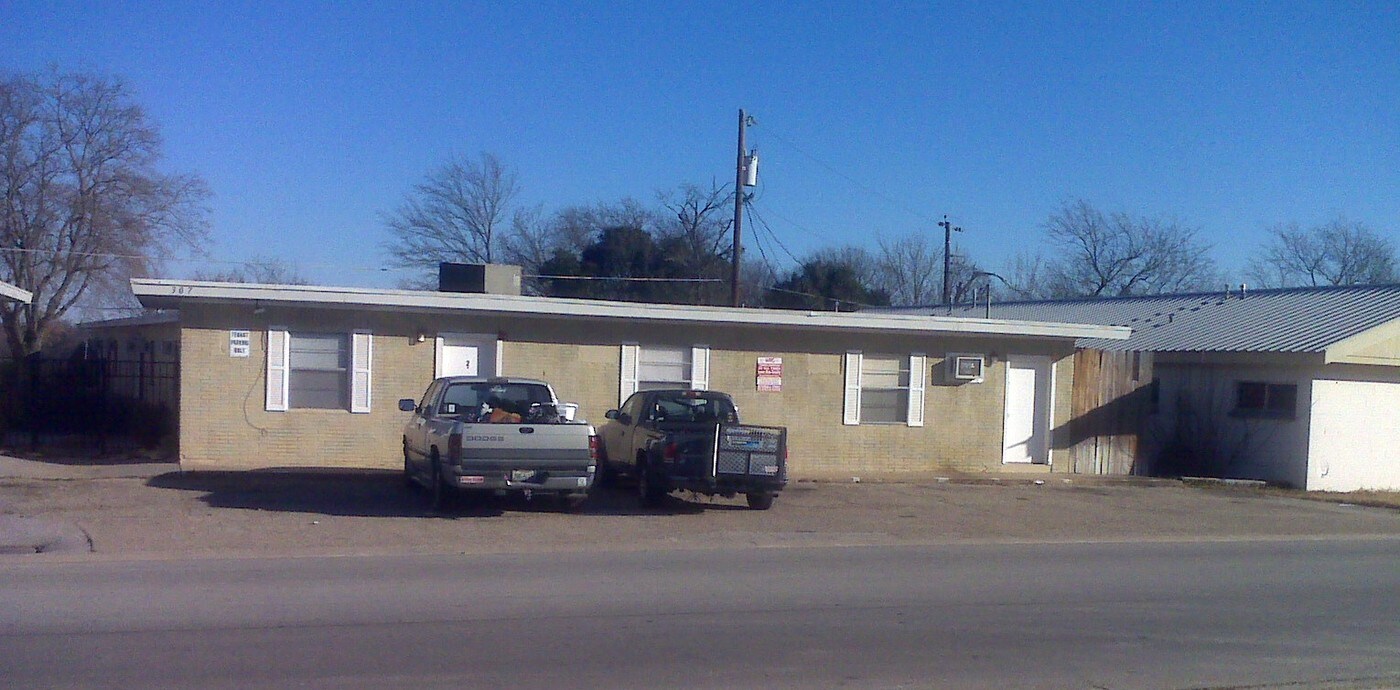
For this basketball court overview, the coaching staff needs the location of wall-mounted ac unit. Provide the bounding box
[947,353,985,383]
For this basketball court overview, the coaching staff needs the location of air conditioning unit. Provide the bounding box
[947,353,985,383]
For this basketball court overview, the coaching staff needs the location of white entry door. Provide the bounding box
[1003,355,1053,464]
[435,333,499,378]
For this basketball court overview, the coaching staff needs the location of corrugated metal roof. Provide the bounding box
[877,284,1400,353]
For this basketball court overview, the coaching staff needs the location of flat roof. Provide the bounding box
[1,281,32,304]
[132,279,1130,342]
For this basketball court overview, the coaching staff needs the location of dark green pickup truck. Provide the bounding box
[597,389,787,509]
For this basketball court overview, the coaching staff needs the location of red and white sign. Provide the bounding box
[756,357,783,392]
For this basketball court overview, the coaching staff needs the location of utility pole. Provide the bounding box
[938,214,962,305]
[731,109,749,307]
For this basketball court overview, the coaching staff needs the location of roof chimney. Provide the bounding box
[1239,283,1248,298]
[437,263,522,295]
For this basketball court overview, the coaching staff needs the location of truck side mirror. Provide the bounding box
[398,398,416,412]
[604,409,619,420]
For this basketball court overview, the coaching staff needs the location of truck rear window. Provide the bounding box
[441,383,554,421]
[652,393,738,424]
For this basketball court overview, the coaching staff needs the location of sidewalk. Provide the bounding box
[6,453,1391,560]
[0,453,177,553]
[0,452,177,481]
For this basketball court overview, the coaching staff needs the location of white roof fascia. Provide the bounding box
[1,281,32,304]
[131,278,1130,341]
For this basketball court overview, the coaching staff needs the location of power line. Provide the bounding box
[761,126,941,226]
[746,204,804,266]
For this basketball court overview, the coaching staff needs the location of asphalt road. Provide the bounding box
[4,538,1399,689]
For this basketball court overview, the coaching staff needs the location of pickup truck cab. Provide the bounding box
[598,389,787,509]
[399,377,597,510]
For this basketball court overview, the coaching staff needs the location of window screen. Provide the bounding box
[638,346,691,391]
[289,333,348,409]
[861,354,910,423]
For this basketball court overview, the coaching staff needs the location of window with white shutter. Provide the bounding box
[843,351,862,425]
[690,345,710,390]
[846,352,924,426]
[265,328,290,412]
[350,331,372,413]
[620,343,639,405]
[621,344,710,402]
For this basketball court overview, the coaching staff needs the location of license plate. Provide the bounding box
[511,470,536,481]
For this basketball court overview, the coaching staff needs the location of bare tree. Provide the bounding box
[1002,250,1052,298]
[656,182,733,267]
[1246,219,1397,288]
[873,233,984,306]
[0,69,209,356]
[655,183,733,304]
[383,152,518,284]
[874,233,939,306]
[1041,199,1218,298]
[192,255,308,285]
[810,245,881,289]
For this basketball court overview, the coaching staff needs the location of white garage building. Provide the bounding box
[891,284,1400,492]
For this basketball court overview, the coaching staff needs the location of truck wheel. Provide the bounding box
[403,443,417,490]
[637,461,666,508]
[430,458,452,513]
[746,492,775,510]
[595,449,617,488]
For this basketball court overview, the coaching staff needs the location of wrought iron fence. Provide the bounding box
[0,355,178,451]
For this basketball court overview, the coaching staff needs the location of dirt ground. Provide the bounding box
[3,470,1399,559]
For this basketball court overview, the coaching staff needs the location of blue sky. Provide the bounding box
[4,1,1398,288]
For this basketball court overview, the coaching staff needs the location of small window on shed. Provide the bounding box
[1233,381,1297,419]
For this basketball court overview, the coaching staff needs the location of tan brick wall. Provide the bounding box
[175,304,1078,477]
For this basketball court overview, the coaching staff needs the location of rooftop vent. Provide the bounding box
[438,263,522,296]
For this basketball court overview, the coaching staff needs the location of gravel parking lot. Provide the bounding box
[4,465,1400,558]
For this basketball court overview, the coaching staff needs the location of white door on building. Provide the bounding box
[1308,379,1400,492]
[1003,355,1053,464]
[435,333,499,378]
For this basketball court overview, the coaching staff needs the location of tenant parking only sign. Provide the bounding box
[756,357,783,392]
[229,330,251,358]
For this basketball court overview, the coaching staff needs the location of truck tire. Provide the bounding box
[403,443,418,490]
[430,455,452,514]
[561,493,588,512]
[746,492,775,510]
[637,460,666,508]
[595,448,617,488]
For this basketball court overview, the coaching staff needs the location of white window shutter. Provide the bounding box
[493,337,503,376]
[433,336,445,378]
[690,345,710,390]
[620,343,639,405]
[351,331,373,413]
[907,353,927,427]
[843,351,862,425]
[265,328,289,412]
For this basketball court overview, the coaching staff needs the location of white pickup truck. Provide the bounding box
[399,377,598,510]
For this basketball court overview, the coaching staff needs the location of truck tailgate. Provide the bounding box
[458,423,593,470]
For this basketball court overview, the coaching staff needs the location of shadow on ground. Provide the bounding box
[144,470,752,518]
